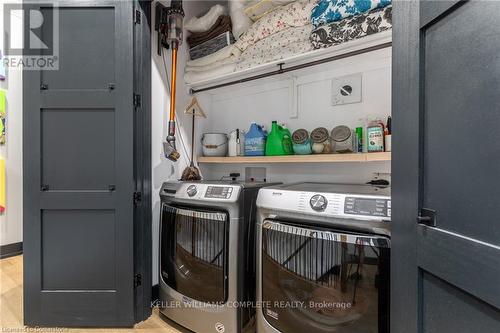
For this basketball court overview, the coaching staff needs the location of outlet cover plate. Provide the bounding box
[331,73,362,106]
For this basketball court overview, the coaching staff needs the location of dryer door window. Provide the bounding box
[161,204,229,304]
[261,220,390,333]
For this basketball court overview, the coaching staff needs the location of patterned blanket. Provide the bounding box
[310,5,392,49]
[311,0,391,28]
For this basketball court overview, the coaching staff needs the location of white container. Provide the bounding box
[201,133,228,157]
[385,134,392,152]
[228,129,245,157]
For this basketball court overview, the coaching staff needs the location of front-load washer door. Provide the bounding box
[261,220,390,333]
[161,204,229,304]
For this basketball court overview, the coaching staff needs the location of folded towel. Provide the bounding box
[185,4,226,32]
[188,15,233,48]
[235,0,316,53]
[311,0,391,28]
[186,56,239,72]
[310,6,392,49]
[237,25,313,70]
[187,45,242,67]
[184,63,237,84]
[244,0,296,21]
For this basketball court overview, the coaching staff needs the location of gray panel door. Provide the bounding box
[23,0,138,327]
[392,1,500,332]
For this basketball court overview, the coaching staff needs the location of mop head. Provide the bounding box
[181,166,201,181]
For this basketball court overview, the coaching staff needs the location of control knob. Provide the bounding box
[310,195,328,212]
[186,185,197,197]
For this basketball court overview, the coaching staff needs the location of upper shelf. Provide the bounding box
[187,30,392,93]
[198,152,391,164]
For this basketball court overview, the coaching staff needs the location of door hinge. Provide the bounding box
[133,191,142,205]
[134,9,141,24]
[417,208,437,227]
[133,94,141,108]
[134,274,142,288]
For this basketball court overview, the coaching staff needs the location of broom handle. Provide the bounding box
[191,114,195,166]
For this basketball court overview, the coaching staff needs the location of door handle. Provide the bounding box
[418,208,437,227]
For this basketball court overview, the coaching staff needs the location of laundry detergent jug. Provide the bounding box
[245,123,267,156]
[265,121,294,156]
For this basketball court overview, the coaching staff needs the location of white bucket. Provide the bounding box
[202,133,228,157]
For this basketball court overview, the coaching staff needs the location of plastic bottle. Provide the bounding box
[265,121,294,156]
[280,123,294,155]
[367,119,385,152]
[356,127,363,153]
[244,123,267,156]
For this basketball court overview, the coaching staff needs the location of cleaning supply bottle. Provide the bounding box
[245,122,267,156]
[367,118,385,152]
[265,121,294,156]
[280,122,294,155]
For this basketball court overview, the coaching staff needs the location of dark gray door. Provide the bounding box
[392,1,500,332]
[23,0,149,327]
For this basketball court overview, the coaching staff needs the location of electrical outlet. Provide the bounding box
[331,73,362,106]
[245,167,267,182]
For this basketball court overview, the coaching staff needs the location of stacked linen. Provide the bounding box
[237,25,313,70]
[310,5,392,49]
[184,45,241,84]
[235,0,317,53]
[310,0,391,28]
[243,0,296,22]
[235,0,317,70]
[184,0,318,83]
[185,5,236,61]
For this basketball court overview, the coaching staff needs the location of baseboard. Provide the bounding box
[0,242,23,259]
[152,284,159,302]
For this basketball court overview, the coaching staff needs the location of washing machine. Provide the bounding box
[159,180,280,333]
[256,183,391,333]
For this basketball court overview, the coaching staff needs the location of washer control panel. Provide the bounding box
[205,186,233,199]
[344,197,391,218]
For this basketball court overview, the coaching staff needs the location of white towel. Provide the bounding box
[187,45,241,67]
[186,56,239,72]
[185,5,226,33]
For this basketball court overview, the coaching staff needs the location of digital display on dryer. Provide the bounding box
[205,186,233,199]
[344,197,389,217]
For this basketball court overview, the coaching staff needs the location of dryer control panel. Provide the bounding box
[344,197,391,218]
[205,186,233,199]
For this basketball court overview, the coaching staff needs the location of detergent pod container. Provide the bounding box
[265,121,294,156]
[292,129,312,155]
[244,122,267,156]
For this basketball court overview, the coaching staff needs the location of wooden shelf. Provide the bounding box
[198,152,391,164]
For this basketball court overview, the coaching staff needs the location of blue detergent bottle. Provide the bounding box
[245,122,267,156]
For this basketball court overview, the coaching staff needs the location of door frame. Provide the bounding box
[133,0,152,323]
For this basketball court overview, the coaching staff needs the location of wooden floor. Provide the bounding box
[0,255,185,333]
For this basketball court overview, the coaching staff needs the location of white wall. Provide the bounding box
[196,48,392,183]
[0,4,23,247]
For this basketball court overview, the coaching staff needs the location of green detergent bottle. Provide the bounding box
[265,121,294,156]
